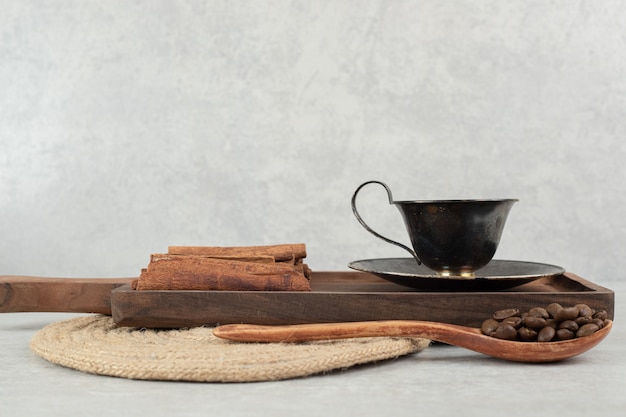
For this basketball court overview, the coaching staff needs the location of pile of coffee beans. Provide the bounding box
[481,303,609,342]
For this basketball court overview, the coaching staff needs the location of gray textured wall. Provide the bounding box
[2,1,624,284]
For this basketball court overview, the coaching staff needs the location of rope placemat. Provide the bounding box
[30,315,430,382]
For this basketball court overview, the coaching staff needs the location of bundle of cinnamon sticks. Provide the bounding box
[131,243,311,291]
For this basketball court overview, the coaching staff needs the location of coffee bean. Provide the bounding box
[538,326,556,342]
[494,324,518,340]
[502,316,523,329]
[575,316,592,326]
[593,310,608,321]
[518,327,538,342]
[591,318,605,329]
[556,328,575,340]
[575,304,593,319]
[555,306,579,322]
[545,318,558,329]
[577,323,600,338]
[559,320,579,332]
[523,316,547,330]
[493,308,520,320]
[546,303,563,318]
[528,307,549,319]
[481,319,499,335]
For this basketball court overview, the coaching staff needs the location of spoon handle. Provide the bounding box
[212,320,481,343]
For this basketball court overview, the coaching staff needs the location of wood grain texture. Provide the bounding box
[111,271,614,328]
[0,276,134,314]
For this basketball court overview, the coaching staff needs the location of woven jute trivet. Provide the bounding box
[30,315,430,382]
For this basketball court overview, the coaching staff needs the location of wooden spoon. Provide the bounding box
[213,319,613,363]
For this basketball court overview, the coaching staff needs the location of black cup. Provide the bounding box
[352,180,518,276]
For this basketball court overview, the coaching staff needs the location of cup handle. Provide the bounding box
[351,181,422,265]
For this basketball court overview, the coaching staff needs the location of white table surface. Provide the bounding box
[1,280,623,417]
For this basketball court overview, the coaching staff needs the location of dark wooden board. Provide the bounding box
[111,271,615,328]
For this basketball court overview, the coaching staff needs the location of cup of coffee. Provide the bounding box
[351,180,518,277]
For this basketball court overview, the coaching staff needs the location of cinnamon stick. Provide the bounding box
[150,253,277,264]
[167,243,306,263]
[134,257,311,291]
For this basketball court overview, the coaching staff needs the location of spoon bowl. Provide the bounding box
[213,319,612,363]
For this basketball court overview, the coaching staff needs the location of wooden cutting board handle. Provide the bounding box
[0,276,135,314]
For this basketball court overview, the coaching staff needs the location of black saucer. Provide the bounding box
[347,258,565,291]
